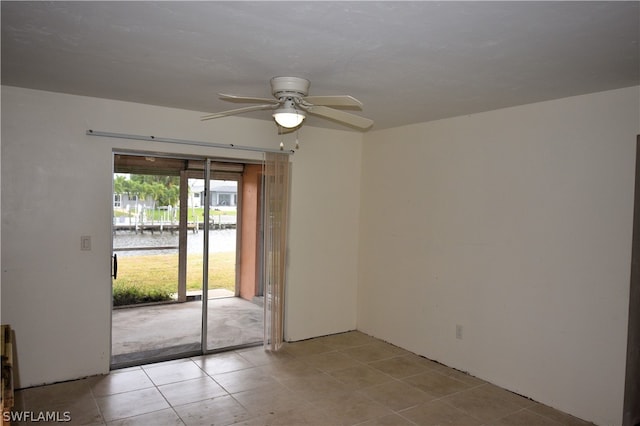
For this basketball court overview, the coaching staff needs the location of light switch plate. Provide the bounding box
[81,235,91,251]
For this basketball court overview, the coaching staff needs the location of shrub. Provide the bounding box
[113,282,173,307]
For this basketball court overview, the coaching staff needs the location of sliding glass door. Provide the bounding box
[111,154,264,368]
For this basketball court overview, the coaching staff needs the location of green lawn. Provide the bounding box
[113,251,236,295]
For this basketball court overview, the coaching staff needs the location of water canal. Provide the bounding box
[113,229,236,256]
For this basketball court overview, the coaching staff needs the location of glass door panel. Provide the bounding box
[185,176,206,303]
[111,158,202,368]
[205,173,263,351]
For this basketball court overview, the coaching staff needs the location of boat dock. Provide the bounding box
[113,221,236,234]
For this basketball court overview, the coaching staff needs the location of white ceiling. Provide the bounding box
[2,1,638,131]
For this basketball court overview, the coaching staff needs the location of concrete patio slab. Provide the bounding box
[111,294,263,368]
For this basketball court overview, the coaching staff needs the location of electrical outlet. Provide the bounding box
[456,324,463,340]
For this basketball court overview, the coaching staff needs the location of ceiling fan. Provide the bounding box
[201,77,373,131]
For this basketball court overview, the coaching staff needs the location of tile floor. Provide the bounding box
[13,331,594,426]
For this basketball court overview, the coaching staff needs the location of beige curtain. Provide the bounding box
[263,152,290,351]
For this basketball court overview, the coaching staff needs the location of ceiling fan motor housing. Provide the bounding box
[271,76,310,99]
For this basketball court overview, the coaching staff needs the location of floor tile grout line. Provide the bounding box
[350,377,425,422]
[523,406,583,426]
[103,364,184,424]
[148,369,189,426]
[389,408,422,426]
[86,378,108,425]
[90,377,157,398]
[225,388,262,423]
[396,397,486,426]
[392,384,496,423]
[436,392,504,424]
[493,406,569,426]
[95,387,173,424]
[181,358,244,405]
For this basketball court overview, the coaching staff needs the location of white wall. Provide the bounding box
[286,126,362,340]
[358,86,640,426]
[0,86,362,387]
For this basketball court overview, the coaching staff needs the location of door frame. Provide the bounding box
[623,135,640,426]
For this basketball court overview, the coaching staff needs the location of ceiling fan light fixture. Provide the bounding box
[273,105,305,128]
[203,77,372,131]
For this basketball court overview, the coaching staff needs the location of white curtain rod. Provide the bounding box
[86,130,295,155]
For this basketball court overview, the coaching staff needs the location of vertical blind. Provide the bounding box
[263,152,290,351]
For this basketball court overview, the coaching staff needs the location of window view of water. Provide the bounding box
[113,229,236,256]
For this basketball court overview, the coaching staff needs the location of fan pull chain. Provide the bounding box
[295,129,300,150]
[279,126,284,150]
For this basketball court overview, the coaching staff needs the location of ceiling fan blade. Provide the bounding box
[201,104,277,121]
[303,105,374,130]
[302,95,363,108]
[218,93,278,104]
